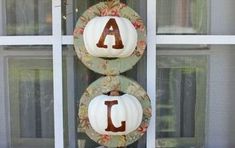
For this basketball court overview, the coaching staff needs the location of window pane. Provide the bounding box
[156,51,207,147]
[157,68,196,138]
[156,45,235,148]
[156,0,207,35]
[62,0,146,35]
[0,0,52,35]
[63,45,147,148]
[8,57,54,148]
[0,46,54,148]
[157,0,235,35]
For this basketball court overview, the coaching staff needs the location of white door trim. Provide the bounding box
[52,0,64,148]
[147,0,157,147]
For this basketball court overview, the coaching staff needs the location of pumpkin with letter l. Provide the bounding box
[83,16,138,58]
[88,93,143,135]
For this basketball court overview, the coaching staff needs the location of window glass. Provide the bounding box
[157,0,235,35]
[0,46,54,148]
[0,0,52,35]
[156,0,207,35]
[157,68,196,138]
[156,49,207,147]
[9,57,54,148]
[156,45,235,148]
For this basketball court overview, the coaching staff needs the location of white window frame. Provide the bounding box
[0,0,235,148]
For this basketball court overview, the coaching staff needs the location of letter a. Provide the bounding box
[96,18,124,49]
[104,100,126,132]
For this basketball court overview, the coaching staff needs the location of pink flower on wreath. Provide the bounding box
[98,134,111,144]
[132,19,145,32]
[73,27,84,36]
[101,8,120,16]
[100,3,126,16]
[138,122,148,134]
[137,40,146,50]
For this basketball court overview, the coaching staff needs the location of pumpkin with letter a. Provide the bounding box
[88,94,143,135]
[83,16,138,58]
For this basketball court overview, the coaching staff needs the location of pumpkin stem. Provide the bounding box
[110,90,120,96]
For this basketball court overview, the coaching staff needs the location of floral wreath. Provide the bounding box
[78,76,152,147]
[73,0,146,75]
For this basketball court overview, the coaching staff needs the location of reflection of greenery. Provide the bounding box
[6,0,52,35]
[156,55,207,147]
[181,67,204,74]
[157,67,198,137]
[181,68,196,74]
[192,0,207,34]
[7,24,38,35]
[7,24,51,35]
[157,115,176,131]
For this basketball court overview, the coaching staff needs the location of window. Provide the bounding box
[3,0,52,35]
[8,57,54,148]
[152,0,235,147]
[0,46,53,148]
[156,53,207,147]
[1,0,235,148]
[156,0,207,34]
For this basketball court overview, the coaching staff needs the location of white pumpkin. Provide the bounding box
[88,94,143,135]
[83,16,137,58]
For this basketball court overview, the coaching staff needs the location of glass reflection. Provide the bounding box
[156,0,207,34]
[8,58,54,148]
[0,0,52,35]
